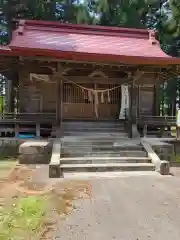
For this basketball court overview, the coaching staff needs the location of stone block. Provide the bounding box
[19,141,50,155]
[159,160,170,175]
[19,154,50,164]
[49,164,62,178]
[18,140,52,164]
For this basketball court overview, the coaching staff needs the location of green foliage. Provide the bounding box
[0,0,179,40]
[0,0,180,55]
[0,96,4,112]
[0,196,48,239]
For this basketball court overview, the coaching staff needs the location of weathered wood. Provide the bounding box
[20,56,174,70]
[155,81,160,115]
[15,123,19,138]
[55,63,64,126]
[36,123,40,138]
[137,116,176,127]
[0,112,56,122]
[130,84,137,124]
[56,77,61,124]
[139,86,154,116]
[62,76,128,84]
[131,124,140,138]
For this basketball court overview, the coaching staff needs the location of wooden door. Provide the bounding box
[96,84,121,120]
[62,82,121,120]
[139,86,154,116]
[62,82,94,120]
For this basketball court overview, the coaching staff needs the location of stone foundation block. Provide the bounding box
[19,140,52,164]
[19,154,50,164]
[160,160,170,175]
[49,164,62,178]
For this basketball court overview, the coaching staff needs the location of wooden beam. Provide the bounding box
[20,56,174,71]
[62,76,129,84]
[55,63,64,125]
[130,71,144,123]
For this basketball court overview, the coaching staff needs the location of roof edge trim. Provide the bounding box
[19,20,150,38]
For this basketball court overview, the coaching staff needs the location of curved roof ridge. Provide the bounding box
[1,20,180,65]
[20,20,150,39]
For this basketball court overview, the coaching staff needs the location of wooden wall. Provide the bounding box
[132,72,158,116]
[19,73,56,113]
[18,68,159,118]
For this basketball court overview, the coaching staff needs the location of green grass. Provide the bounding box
[0,159,49,239]
[0,196,48,240]
[0,96,5,112]
[174,155,180,163]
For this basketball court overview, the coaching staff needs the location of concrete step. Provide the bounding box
[60,121,125,127]
[51,132,128,138]
[62,138,131,144]
[53,123,125,131]
[61,150,147,158]
[60,156,151,164]
[63,171,160,179]
[62,145,144,151]
[61,132,128,137]
[59,126,125,130]
[61,129,125,134]
[60,162,155,172]
[119,150,147,157]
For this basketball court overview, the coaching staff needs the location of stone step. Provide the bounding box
[63,171,159,179]
[62,145,144,151]
[60,121,125,126]
[58,125,125,130]
[60,156,151,164]
[60,132,128,136]
[62,138,130,144]
[61,150,147,158]
[60,162,155,172]
[53,125,125,132]
[51,132,128,138]
[119,150,147,157]
[61,128,125,133]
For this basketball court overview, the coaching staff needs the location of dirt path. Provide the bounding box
[0,164,92,239]
[3,164,180,240]
[53,173,180,240]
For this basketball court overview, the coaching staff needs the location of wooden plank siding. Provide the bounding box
[18,68,159,121]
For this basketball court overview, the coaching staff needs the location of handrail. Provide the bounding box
[137,115,176,124]
[0,112,56,120]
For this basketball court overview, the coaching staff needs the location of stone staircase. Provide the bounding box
[55,121,155,177]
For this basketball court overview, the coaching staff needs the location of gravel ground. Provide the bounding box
[54,171,180,240]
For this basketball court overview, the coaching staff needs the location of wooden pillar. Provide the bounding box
[55,63,64,138]
[130,83,137,124]
[59,77,63,128]
[10,69,19,113]
[155,82,160,116]
[130,73,143,138]
[15,123,19,138]
[56,76,61,125]
[36,123,40,139]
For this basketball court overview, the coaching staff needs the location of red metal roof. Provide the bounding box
[2,20,180,65]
